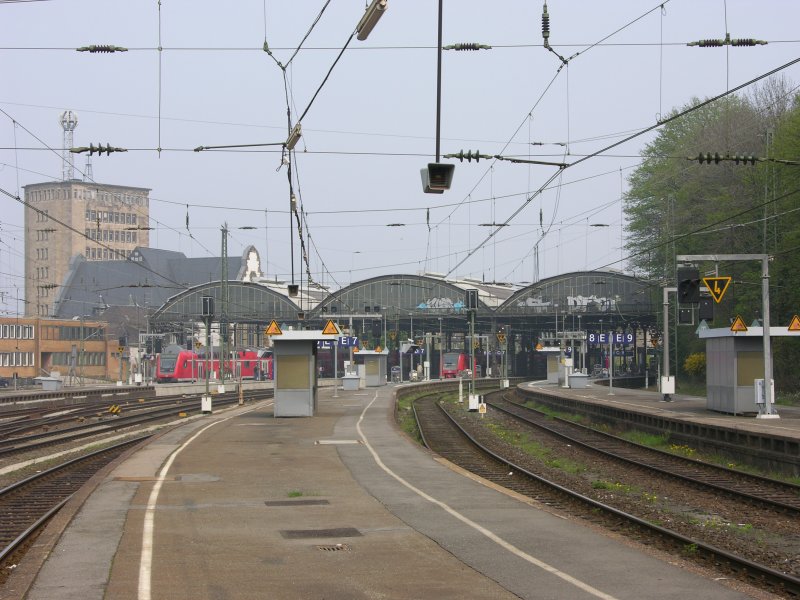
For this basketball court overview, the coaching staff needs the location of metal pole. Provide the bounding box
[348,316,354,375]
[410,313,414,374]
[439,317,443,379]
[333,339,338,397]
[435,0,443,162]
[608,329,614,395]
[383,311,388,382]
[662,287,675,401]
[760,255,776,418]
[470,310,475,396]
[204,317,211,411]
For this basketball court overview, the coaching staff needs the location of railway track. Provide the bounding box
[489,391,800,514]
[0,436,150,584]
[413,393,800,598]
[0,389,274,459]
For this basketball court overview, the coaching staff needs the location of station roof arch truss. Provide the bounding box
[311,274,488,320]
[149,281,300,332]
[497,271,658,322]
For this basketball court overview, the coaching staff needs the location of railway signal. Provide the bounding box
[677,267,701,304]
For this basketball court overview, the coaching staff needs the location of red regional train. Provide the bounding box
[155,345,273,383]
[441,351,472,378]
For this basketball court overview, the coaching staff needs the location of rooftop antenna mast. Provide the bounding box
[84,153,93,181]
[60,110,78,180]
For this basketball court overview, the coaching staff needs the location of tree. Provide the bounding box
[624,79,800,391]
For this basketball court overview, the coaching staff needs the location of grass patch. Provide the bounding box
[485,422,586,475]
[620,430,670,449]
[591,480,634,494]
[776,390,800,407]
[287,490,303,498]
[395,390,435,443]
[675,380,706,397]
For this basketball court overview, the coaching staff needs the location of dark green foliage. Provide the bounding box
[624,78,800,391]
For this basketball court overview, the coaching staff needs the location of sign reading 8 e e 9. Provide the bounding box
[588,332,634,345]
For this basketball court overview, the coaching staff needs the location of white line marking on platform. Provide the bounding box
[138,402,268,600]
[356,392,620,600]
[316,439,362,445]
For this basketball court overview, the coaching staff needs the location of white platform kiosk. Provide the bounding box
[271,320,340,418]
[699,323,798,417]
[355,349,388,387]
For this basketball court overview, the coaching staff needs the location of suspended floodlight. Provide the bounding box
[356,0,388,41]
[285,123,302,151]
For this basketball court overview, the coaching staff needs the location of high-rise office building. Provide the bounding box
[23,181,151,316]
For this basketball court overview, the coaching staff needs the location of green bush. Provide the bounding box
[683,352,706,378]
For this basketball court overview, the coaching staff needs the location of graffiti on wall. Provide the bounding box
[516,294,617,313]
[418,298,465,312]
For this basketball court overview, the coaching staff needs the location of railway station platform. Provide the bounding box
[7,382,770,600]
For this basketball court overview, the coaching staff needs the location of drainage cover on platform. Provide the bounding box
[317,544,351,552]
[280,527,362,539]
[265,499,330,507]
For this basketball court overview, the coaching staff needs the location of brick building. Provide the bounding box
[0,316,115,383]
[23,181,150,317]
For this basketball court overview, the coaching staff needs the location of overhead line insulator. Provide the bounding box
[70,144,128,156]
[542,2,550,48]
[692,152,759,165]
[76,45,128,53]
[444,42,492,51]
[687,34,767,47]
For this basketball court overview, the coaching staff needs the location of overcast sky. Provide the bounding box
[2,0,799,311]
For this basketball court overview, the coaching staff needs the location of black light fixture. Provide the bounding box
[421,163,455,194]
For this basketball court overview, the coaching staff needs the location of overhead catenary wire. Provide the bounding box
[3,3,800,288]
[0,107,217,260]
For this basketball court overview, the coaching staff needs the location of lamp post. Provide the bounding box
[201,295,215,414]
[382,306,388,382]
[438,317,443,379]
[409,312,414,375]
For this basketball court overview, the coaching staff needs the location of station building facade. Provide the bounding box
[9,241,660,384]
[147,269,659,381]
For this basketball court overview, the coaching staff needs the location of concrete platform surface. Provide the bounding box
[10,383,759,600]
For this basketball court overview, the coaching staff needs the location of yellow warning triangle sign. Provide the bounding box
[375,345,382,353]
[702,276,731,303]
[322,320,340,335]
[730,315,748,332]
[353,346,360,353]
[265,320,282,335]
[789,315,800,331]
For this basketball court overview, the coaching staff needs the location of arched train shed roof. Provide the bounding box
[496,271,655,317]
[311,274,489,318]
[150,281,300,330]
